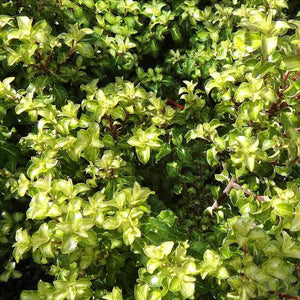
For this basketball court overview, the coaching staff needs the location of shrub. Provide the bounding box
[0,0,300,299]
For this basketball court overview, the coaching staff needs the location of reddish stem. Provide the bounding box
[296,128,300,132]
[35,49,50,74]
[269,291,299,299]
[104,114,116,140]
[263,73,268,80]
[283,71,290,82]
[35,49,43,61]
[39,0,46,12]
[295,94,300,100]
[166,98,184,110]
[267,101,288,116]
[16,0,24,13]
[119,112,129,136]
[58,44,76,71]
[292,72,300,81]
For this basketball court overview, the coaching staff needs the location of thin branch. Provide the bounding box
[119,112,129,136]
[44,49,54,71]
[29,64,44,71]
[283,71,290,82]
[39,0,46,12]
[166,98,184,110]
[232,182,266,202]
[104,114,116,140]
[212,178,266,211]
[212,177,237,210]
[292,72,300,81]
[35,49,43,61]
[16,0,24,13]
[35,49,50,74]
[58,44,76,71]
[267,101,288,116]
[269,291,299,300]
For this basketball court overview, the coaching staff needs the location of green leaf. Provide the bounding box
[290,213,300,232]
[273,203,293,217]
[253,61,276,78]
[136,147,151,164]
[180,281,195,298]
[62,235,78,254]
[144,245,164,259]
[234,31,261,53]
[76,42,94,58]
[281,57,300,71]
[103,218,121,230]
[0,15,13,27]
[261,35,278,57]
[13,229,31,263]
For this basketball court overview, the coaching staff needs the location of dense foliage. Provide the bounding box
[0,0,300,299]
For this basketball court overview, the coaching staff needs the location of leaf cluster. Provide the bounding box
[0,0,299,300]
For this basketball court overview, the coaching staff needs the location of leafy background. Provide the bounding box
[0,0,300,299]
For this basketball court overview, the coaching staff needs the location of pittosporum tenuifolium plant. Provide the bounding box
[0,0,300,299]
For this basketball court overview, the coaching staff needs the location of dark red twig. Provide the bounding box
[35,49,43,61]
[39,0,46,12]
[119,112,129,136]
[266,83,290,116]
[104,114,116,140]
[44,51,53,70]
[29,64,44,71]
[58,44,76,71]
[292,72,300,81]
[166,98,184,110]
[283,71,290,82]
[16,0,24,13]
[267,101,288,116]
[269,291,299,299]
[35,49,50,74]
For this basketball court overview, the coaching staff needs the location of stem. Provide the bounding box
[58,44,76,71]
[119,112,129,136]
[269,291,299,299]
[292,72,300,81]
[44,50,53,71]
[16,0,24,13]
[166,98,184,110]
[267,101,288,116]
[212,177,236,210]
[35,49,43,61]
[104,114,116,140]
[39,0,46,12]
[35,49,50,74]
[283,71,290,82]
[231,182,266,202]
[231,98,239,112]
[212,177,265,211]
[29,64,44,71]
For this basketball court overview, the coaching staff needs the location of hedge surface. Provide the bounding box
[0,0,300,299]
